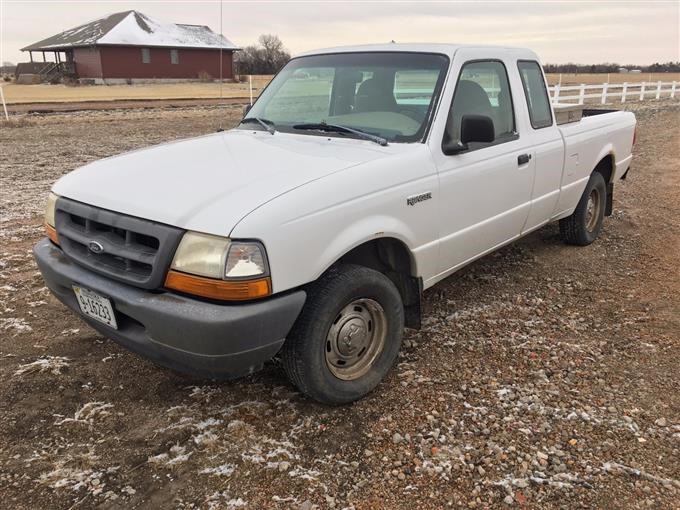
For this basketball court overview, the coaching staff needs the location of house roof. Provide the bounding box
[22,10,239,52]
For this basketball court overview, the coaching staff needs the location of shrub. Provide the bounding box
[197,70,213,82]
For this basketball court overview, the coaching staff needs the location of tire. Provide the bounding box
[559,171,607,246]
[281,264,404,405]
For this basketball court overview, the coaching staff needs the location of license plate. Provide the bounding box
[73,286,118,329]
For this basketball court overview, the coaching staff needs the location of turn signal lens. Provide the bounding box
[225,242,268,278]
[46,223,59,245]
[165,270,271,301]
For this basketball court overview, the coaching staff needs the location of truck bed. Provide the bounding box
[552,108,636,219]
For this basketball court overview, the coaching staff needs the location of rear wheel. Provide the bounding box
[281,264,404,405]
[559,171,607,246]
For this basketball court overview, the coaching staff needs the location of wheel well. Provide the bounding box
[593,154,614,216]
[335,238,423,329]
[594,154,614,184]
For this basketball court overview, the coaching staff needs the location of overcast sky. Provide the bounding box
[1,1,678,65]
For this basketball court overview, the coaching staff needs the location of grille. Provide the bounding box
[54,197,184,289]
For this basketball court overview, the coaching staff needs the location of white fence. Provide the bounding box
[549,81,677,105]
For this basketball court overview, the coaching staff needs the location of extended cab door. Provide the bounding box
[515,60,564,233]
[427,50,536,282]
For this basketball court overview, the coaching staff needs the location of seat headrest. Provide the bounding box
[454,80,492,113]
[355,77,397,112]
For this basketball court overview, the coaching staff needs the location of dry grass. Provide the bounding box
[1,76,273,104]
[2,72,678,105]
[546,72,680,86]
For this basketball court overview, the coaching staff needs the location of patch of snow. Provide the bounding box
[196,417,222,430]
[148,445,192,467]
[193,430,218,446]
[1,317,33,334]
[14,356,70,376]
[99,11,238,49]
[204,492,247,510]
[54,402,113,426]
[200,463,236,477]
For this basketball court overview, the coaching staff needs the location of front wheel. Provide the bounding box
[559,171,607,246]
[281,264,404,405]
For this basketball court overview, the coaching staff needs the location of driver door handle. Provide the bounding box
[518,153,532,166]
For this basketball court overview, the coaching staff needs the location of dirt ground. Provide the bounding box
[0,101,678,510]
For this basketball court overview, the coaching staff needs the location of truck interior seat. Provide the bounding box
[495,88,515,136]
[355,78,398,112]
[447,80,494,142]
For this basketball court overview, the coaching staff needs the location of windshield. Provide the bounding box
[241,52,450,143]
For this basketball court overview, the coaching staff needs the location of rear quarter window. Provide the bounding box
[518,60,553,129]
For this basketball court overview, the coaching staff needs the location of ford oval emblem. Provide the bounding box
[88,241,104,254]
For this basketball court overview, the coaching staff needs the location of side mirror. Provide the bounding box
[443,114,495,155]
[461,114,495,145]
[242,104,252,117]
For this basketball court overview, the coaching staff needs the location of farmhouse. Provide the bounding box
[18,10,238,83]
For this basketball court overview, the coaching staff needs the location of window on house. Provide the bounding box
[141,48,151,64]
[518,60,553,129]
[170,49,179,65]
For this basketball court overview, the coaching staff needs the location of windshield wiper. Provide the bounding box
[293,122,388,146]
[241,116,276,135]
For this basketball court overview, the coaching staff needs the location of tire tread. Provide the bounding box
[559,172,606,246]
[281,264,403,404]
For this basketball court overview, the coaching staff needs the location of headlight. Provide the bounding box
[45,192,59,245]
[170,231,230,279]
[45,192,58,228]
[166,232,271,301]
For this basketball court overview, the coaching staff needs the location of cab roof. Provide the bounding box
[296,43,538,60]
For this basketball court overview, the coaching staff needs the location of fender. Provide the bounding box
[313,215,419,281]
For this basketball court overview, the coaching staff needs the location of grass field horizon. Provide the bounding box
[2,72,679,104]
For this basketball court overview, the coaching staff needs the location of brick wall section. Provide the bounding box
[98,46,234,79]
[73,47,103,79]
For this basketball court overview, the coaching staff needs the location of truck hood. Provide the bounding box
[53,129,395,236]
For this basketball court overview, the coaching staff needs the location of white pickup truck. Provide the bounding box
[35,44,636,404]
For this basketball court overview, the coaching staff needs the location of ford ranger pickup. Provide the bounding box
[34,44,636,404]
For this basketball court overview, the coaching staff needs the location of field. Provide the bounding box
[2,73,678,106]
[0,101,679,509]
[545,72,680,86]
[0,76,273,104]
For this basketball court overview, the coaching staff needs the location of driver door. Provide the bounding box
[429,52,536,279]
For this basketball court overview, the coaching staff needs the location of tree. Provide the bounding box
[236,34,291,75]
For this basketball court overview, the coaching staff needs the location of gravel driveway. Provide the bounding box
[0,101,678,509]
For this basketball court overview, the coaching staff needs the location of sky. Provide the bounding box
[1,0,678,66]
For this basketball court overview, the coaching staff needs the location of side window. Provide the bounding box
[141,48,151,64]
[518,61,552,129]
[445,60,515,148]
[170,49,179,65]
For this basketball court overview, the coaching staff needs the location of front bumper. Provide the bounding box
[33,238,306,379]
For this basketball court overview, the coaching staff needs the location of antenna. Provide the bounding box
[217,0,224,131]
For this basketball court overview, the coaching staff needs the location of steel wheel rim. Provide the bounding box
[325,298,387,381]
[585,188,601,232]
